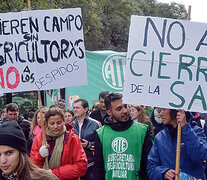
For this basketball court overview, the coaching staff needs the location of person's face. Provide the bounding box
[37,112,45,126]
[47,115,64,135]
[160,108,176,127]
[1,109,7,120]
[7,111,19,121]
[58,102,65,112]
[64,112,74,123]
[59,106,65,113]
[107,98,129,123]
[0,145,19,174]
[130,106,140,120]
[73,102,88,119]
[99,97,106,110]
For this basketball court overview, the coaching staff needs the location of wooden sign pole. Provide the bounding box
[27,0,31,11]
[187,5,192,21]
[175,122,181,180]
[37,91,49,170]
[175,7,191,180]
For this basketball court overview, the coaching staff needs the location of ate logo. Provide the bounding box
[112,137,128,153]
[102,54,126,90]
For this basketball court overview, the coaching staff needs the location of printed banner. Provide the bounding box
[46,89,59,107]
[65,51,126,109]
[123,16,207,113]
[0,8,87,94]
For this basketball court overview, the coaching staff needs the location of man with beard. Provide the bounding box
[94,92,153,180]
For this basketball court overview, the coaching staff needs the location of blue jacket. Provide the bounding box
[72,117,101,166]
[147,121,207,180]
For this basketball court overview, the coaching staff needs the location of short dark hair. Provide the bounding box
[104,93,122,110]
[99,91,109,100]
[27,111,34,119]
[58,99,65,104]
[6,103,19,112]
[74,99,88,109]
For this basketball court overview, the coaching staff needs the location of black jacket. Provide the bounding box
[94,117,153,180]
[89,107,109,125]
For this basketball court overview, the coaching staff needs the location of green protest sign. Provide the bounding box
[65,51,126,109]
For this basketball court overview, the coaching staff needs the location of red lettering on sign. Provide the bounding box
[6,67,20,89]
[0,68,5,89]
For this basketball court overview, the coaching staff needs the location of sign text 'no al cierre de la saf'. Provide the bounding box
[0,8,87,94]
[123,16,207,113]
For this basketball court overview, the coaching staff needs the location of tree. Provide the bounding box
[140,0,157,16]
[0,0,25,13]
[155,2,187,20]
[0,0,187,51]
[29,0,103,50]
[97,0,143,51]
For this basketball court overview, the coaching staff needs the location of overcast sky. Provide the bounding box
[157,0,207,23]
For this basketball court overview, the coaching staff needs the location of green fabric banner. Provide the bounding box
[65,51,126,109]
[46,89,59,107]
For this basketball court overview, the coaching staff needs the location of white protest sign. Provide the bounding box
[123,15,207,113]
[0,8,87,93]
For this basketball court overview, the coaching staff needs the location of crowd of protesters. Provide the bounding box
[0,91,207,180]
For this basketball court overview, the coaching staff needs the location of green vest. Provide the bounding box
[96,122,148,180]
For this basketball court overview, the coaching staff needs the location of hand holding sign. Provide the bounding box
[165,169,179,180]
[176,109,187,127]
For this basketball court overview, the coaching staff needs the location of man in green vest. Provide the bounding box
[94,92,153,180]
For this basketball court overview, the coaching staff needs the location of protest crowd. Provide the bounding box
[0,90,206,180]
[0,4,207,180]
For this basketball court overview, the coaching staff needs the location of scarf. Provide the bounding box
[43,125,66,169]
[1,172,19,180]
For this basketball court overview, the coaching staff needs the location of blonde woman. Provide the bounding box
[130,104,154,138]
[30,107,48,140]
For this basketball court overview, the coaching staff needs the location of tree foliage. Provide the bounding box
[0,0,187,51]
[155,2,187,19]
[98,0,143,51]
[0,0,25,12]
